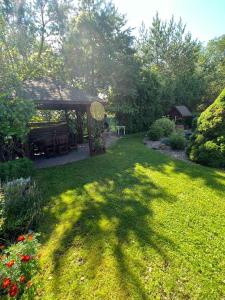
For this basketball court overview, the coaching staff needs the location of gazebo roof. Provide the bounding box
[17,78,103,110]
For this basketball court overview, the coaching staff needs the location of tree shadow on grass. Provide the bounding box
[171,161,225,197]
[38,163,178,299]
[139,151,225,198]
[36,135,225,299]
[115,135,225,197]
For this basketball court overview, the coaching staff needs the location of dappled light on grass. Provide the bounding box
[36,135,225,299]
[38,167,176,298]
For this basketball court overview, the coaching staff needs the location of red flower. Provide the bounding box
[6,260,15,268]
[19,275,26,283]
[17,235,25,242]
[21,255,31,262]
[9,284,19,297]
[0,243,5,250]
[2,278,11,289]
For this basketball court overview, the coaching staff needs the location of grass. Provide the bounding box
[35,135,225,299]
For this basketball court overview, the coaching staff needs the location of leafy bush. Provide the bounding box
[0,233,40,299]
[147,117,175,141]
[0,178,42,238]
[0,94,35,161]
[169,132,186,150]
[188,89,225,167]
[147,124,164,141]
[0,158,34,182]
[154,117,175,137]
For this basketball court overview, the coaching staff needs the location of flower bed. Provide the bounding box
[0,233,40,299]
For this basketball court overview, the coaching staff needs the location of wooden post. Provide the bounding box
[86,105,94,156]
[64,109,69,125]
[23,142,31,159]
[76,110,84,144]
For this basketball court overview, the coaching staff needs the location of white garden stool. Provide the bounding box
[116,126,126,136]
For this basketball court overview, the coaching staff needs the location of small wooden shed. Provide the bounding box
[168,105,192,128]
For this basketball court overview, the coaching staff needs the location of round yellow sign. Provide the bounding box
[90,101,105,121]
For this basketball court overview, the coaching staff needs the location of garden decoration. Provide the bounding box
[90,101,105,121]
[89,101,106,155]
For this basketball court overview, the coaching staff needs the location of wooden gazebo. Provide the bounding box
[17,78,106,158]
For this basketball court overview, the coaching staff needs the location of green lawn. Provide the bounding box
[35,135,225,299]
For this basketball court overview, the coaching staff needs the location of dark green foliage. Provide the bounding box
[188,89,225,167]
[133,70,162,132]
[0,94,35,161]
[154,117,175,137]
[0,178,42,239]
[169,132,186,150]
[199,35,225,110]
[147,124,164,141]
[0,158,34,182]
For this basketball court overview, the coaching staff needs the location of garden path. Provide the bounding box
[35,132,119,169]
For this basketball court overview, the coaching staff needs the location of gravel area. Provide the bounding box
[144,138,189,162]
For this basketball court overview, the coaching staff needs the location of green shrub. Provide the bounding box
[0,95,35,161]
[188,89,225,168]
[169,132,186,150]
[0,233,40,299]
[0,178,42,238]
[147,124,164,141]
[0,158,34,182]
[154,117,175,137]
[189,141,224,168]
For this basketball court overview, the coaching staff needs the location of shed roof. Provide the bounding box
[17,78,103,110]
[174,105,192,117]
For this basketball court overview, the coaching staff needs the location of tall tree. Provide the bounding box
[0,0,37,90]
[64,0,136,93]
[199,35,225,110]
[138,13,203,110]
[0,0,72,92]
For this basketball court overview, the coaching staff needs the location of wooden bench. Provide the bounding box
[28,123,77,158]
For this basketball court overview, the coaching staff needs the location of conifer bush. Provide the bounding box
[188,89,225,168]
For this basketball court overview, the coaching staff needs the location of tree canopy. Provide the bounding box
[0,0,224,132]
